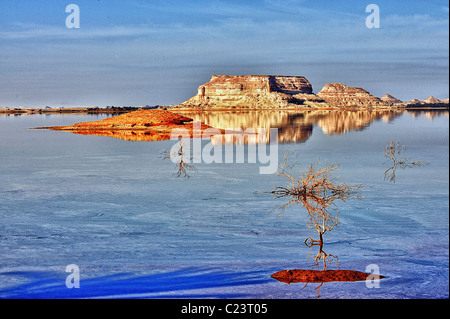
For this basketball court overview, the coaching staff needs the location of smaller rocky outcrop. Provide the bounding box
[381,94,403,104]
[406,97,449,107]
[317,83,387,107]
[423,96,442,104]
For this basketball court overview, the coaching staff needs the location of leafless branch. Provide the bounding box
[384,141,428,183]
[163,137,197,178]
[266,153,363,270]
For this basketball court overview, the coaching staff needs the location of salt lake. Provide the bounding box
[0,109,448,299]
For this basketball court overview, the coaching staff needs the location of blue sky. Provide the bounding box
[0,0,448,107]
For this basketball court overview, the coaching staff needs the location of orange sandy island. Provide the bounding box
[36,109,218,141]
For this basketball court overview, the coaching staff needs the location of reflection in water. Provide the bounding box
[271,268,385,298]
[267,153,374,298]
[57,109,448,143]
[163,137,197,178]
[405,109,449,120]
[69,129,174,141]
[177,109,407,143]
[304,235,339,271]
[384,141,428,183]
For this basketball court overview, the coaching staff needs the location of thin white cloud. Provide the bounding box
[0,22,161,40]
[383,13,449,28]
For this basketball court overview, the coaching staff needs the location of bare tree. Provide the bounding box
[267,153,363,269]
[163,137,197,178]
[384,141,427,183]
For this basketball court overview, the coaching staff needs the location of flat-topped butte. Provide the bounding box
[175,75,330,109]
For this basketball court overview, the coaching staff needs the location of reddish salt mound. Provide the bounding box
[43,109,219,141]
[271,269,385,284]
[72,109,192,128]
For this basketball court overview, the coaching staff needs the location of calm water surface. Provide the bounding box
[0,110,448,298]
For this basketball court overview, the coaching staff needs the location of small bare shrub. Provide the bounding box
[384,141,427,183]
[267,153,363,269]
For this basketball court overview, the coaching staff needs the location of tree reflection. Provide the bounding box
[271,268,385,298]
[304,236,339,271]
[384,141,427,183]
[268,153,362,270]
[163,137,197,178]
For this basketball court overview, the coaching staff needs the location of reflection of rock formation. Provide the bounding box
[317,83,387,107]
[176,110,314,143]
[316,110,403,135]
[405,109,449,120]
[175,75,330,109]
[38,110,215,141]
[39,109,445,143]
[68,130,174,142]
[177,109,404,142]
[422,110,449,120]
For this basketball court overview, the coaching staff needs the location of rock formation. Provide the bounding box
[317,83,387,107]
[175,75,330,109]
[406,97,449,107]
[38,109,217,141]
[381,94,403,104]
[175,75,447,109]
[423,96,442,104]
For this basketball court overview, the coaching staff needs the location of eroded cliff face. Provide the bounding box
[175,75,330,109]
[317,83,387,107]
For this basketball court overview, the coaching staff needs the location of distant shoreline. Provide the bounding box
[1,104,448,115]
[0,106,145,115]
